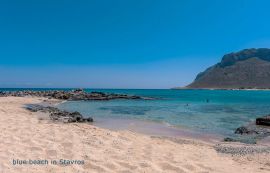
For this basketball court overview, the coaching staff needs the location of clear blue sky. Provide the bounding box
[0,0,270,88]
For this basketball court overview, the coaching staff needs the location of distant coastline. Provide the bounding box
[172,87,270,91]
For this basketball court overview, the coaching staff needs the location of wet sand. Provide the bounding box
[0,97,270,173]
[93,117,223,143]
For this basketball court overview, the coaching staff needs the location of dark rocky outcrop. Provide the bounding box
[234,124,270,143]
[0,89,148,101]
[223,137,238,142]
[256,115,270,126]
[222,113,270,144]
[224,119,270,144]
[235,126,253,135]
[185,48,270,89]
[26,104,93,123]
[234,125,270,136]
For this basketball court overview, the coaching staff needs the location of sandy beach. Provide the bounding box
[0,97,270,173]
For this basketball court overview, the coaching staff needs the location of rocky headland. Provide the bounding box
[185,48,270,89]
[0,89,148,101]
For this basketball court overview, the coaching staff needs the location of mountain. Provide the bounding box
[186,48,270,89]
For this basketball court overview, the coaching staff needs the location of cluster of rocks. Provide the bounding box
[26,104,93,123]
[235,116,270,136]
[235,125,270,136]
[0,89,146,101]
[224,115,270,143]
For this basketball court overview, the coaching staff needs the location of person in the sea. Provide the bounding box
[206,99,209,103]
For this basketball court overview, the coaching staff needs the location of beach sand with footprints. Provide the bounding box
[0,97,270,173]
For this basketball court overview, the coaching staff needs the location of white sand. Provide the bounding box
[0,97,269,173]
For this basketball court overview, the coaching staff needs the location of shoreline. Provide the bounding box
[92,116,224,143]
[31,97,222,144]
[0,96,270,172]
[23,95,270,145]
[28,97,225,144]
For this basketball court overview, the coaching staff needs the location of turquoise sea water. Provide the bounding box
[2,88,270,138]
[55,89,270,137]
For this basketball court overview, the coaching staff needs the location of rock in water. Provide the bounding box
[224,137,237,142]
[233,122,270,143]
[256,115,270,126]
[235,126,252,134]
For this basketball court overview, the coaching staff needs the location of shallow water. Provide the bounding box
[56,89,270,138]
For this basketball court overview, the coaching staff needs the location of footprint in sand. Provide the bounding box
[45,149,57,158]
[195,163,214,171]
[117,161,137,170]
[139,162,150,168]
[119,170,133,173]
[142,145,153,161]
[83,162,107,172]
[30,146,43,151]
[61,142,73,156]
[183,164,197,171]
[61,142,73,148]
[159,162,186,173]
[104,162,117,170]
